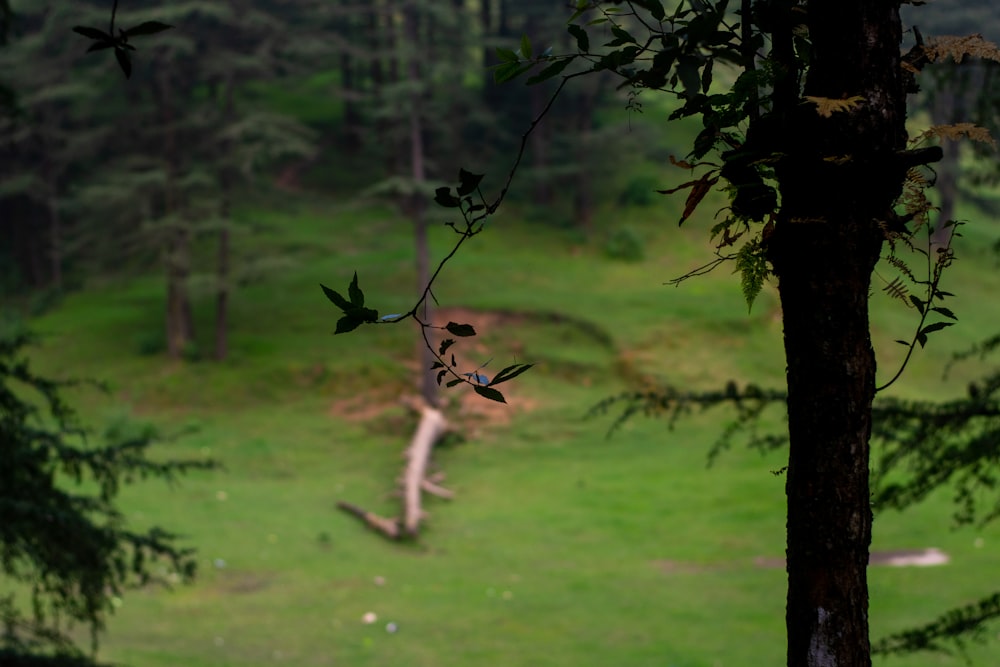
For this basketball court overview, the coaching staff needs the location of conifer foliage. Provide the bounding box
[0,327,214,666]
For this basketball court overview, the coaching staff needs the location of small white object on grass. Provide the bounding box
[373,576,386,586]
[213,558,227,569]
[386,622,398,634]
[362,612,377,624]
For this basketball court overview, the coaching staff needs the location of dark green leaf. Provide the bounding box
[644,0,666,20]
[489,363,534,386]
[609,26,636,45]
[348,272,364,307]
[919,321,954,337]
[931,306,958,320]
[72,25,112,41]
[430,361,446,370]
[335,315,362,334]
[494,61,533,83]
[700,57,714,92]
[87,41,116,52]
[439,339,455,355]
[436,370,448,385]
[115,47,132,78]
[474,385,507,403]
[446,322,476,337]
[526,56,574,85]
[320,283,351,311]
[434,186,461,207]
[446,378,464,388]
[908,295,925,313]
[568,24,589,52]
[520,33,533,59]
[457,169,485,196]
[736,240,767,311]
[124,21,173,37]
[495,47,520,63]
[677,55,701,96]
[568,2,589,23]
[895,339,910,346]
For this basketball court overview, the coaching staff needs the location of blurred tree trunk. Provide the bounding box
[930,65,962,247]
[214,79,236,362]
[42,164,62,291]
[339,2,361,152]
[159,73,195,360]
[529,74,552,206]
[404,1,437,406]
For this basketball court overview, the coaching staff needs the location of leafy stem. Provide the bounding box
[877,222,961,393]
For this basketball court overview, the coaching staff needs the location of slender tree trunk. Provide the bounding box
[214,80,236,361]
[404,1,437,407]
[572,81,602,235]
[766,3,910,665]
[214,223,230,360]
[46,192,62,291]
[368,1,382,87]
[530,82,551,206]
[340,6,361,153]
[159,73,195,360]
[43,153,62,291]
[931,72,960,246]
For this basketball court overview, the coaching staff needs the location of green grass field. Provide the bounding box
[18,154,1000,667]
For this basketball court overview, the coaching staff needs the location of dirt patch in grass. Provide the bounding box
[328,306,579,431]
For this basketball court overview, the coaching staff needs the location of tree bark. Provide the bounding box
[159,71,195,360]
[930,70,961,247]
[404,1,438,407]
[214,79,236,362]
[765,3,909,666]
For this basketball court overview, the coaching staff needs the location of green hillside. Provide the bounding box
[20,175,1000,667]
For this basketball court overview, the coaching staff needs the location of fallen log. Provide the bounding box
[420,478,454,499]
[336,501,400,539]
[338,403,450,541]
[402,406,448,536]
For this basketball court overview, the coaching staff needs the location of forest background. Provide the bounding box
[4,0,1000,666]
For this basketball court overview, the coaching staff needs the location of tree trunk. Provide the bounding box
[404,1,438,407]
[572,82,601,235]
[46,192,62,291]
[214,80,236,362]
[339,8,361,153]
[43,155,62,291]
[765,3,909,666]
[930,73,960,247]
[530,81,552,206]
[159,72,195,361]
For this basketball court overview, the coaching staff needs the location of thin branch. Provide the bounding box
[665,253,736,286]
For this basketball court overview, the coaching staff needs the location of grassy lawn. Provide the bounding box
[18,159,1000,667]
